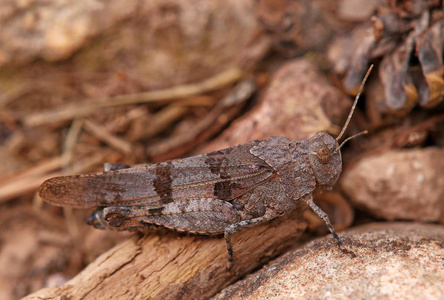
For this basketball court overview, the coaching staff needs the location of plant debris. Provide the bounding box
[329,0,444,119]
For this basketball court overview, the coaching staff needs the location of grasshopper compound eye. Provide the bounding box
[316,145,331,164]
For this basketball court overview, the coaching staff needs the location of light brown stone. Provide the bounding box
[214,222,444,300]
[341,148,444,223]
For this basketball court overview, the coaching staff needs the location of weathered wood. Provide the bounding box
[23,208,307,299]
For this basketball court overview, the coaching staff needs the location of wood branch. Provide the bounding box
[23,208,307,299]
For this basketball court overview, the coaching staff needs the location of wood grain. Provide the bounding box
[23,208,307,299]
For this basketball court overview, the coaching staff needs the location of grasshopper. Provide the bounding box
[39,66,372,262]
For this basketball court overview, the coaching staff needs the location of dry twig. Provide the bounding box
[23,68,243,127]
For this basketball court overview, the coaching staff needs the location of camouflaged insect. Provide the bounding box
[39,67,373,263]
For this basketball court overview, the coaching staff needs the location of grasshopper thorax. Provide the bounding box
[308,131,342,188]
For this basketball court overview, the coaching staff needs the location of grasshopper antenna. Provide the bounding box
[333,130,368,154]
[336,64,374,142]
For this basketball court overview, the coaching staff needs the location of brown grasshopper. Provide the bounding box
[39,66,372,262]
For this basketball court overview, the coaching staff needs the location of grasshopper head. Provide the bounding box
[308,131,342,188]
[307,65,373,189]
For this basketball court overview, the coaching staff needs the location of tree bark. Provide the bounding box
[23,208,307,299]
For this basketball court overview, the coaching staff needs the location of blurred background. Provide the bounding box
[0,0,443,298]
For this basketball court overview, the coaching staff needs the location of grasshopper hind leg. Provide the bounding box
[224,214,273,268]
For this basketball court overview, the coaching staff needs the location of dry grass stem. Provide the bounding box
[23,68,243,127]
[83,120,133,154]
[0,152,107,203]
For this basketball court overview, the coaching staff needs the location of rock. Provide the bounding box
[214,222,444,299]
[201,59,352,152]
[0,0,259,90]
[255,0,335,57]
[341,148,444,223]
